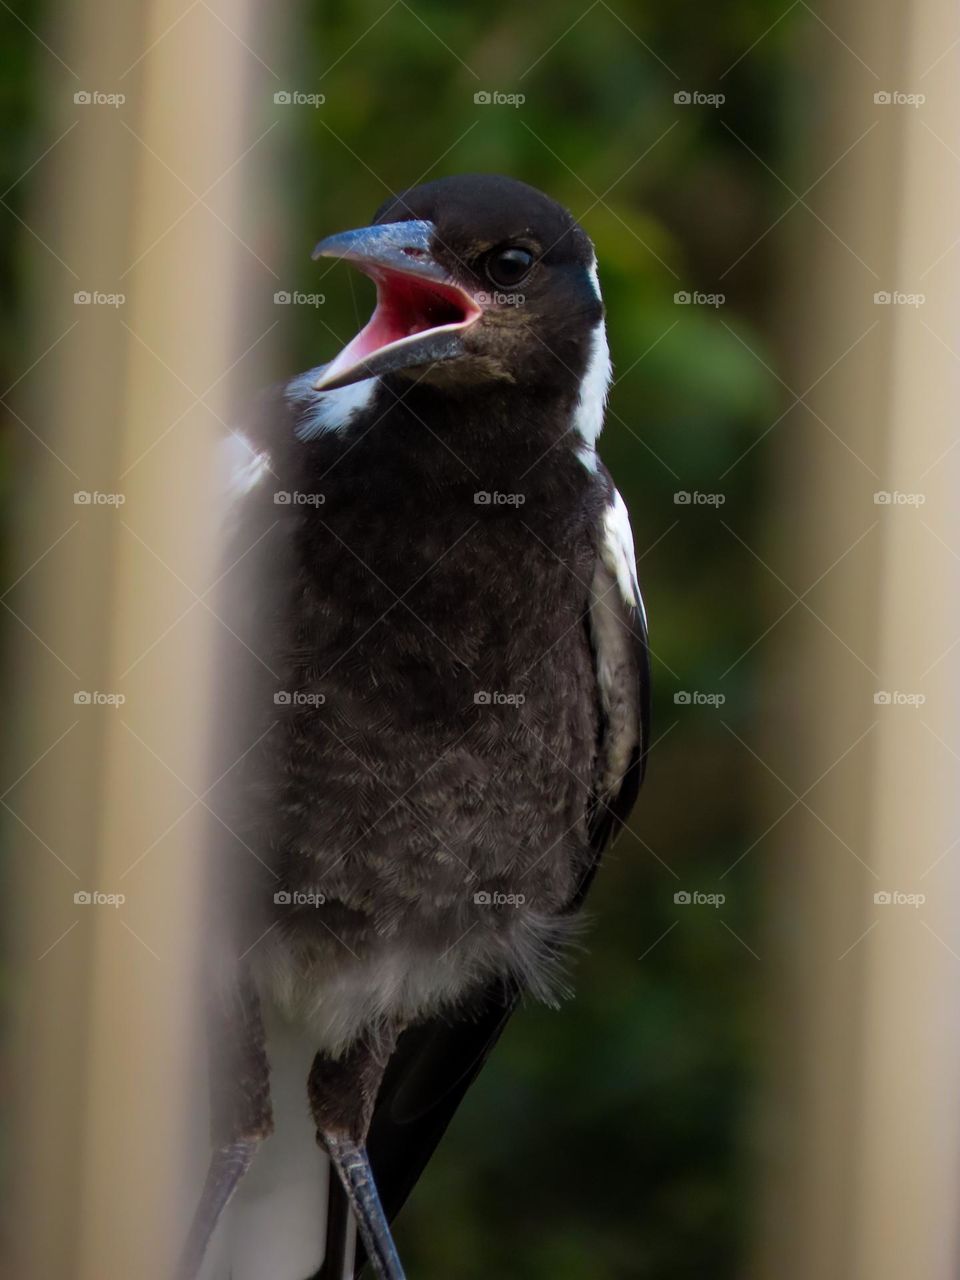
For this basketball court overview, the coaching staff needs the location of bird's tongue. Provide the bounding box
[372,269,467,339]
[323,267,473,385]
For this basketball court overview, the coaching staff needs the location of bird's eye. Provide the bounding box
[484,246,534,288]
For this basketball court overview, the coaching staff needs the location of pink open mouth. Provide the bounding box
[315,267,482,390]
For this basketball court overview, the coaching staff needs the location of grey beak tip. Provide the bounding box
[309,220,436,268]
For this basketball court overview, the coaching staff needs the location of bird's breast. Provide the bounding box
[237,427,603,1048]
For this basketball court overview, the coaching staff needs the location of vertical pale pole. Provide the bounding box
[756,2,960,1278]
[8,1,270,1276]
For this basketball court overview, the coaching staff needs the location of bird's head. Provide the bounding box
[311,174,605,401]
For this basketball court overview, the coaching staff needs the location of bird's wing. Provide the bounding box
[351,468,650,1274]
[572,465,651,908]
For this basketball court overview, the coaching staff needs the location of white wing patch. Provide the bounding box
[286,365,377,441]
[591,486,644,794]
[601,488,641,613]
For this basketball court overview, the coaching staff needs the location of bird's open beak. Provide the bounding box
[311,219,483,392]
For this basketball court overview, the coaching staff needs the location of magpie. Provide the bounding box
[181,173,650,1280]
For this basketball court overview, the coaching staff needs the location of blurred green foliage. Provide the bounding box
[0,0,43,539]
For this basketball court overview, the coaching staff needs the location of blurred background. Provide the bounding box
[3,1,959,1278]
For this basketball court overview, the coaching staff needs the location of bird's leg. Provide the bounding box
[176,967,274,1280]
[309,1030,405,1280]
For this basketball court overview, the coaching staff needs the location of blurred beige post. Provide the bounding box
[8,2,270,1276]
[757,1,960,1278]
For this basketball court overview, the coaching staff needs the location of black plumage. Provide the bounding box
[181,174,650,1280]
